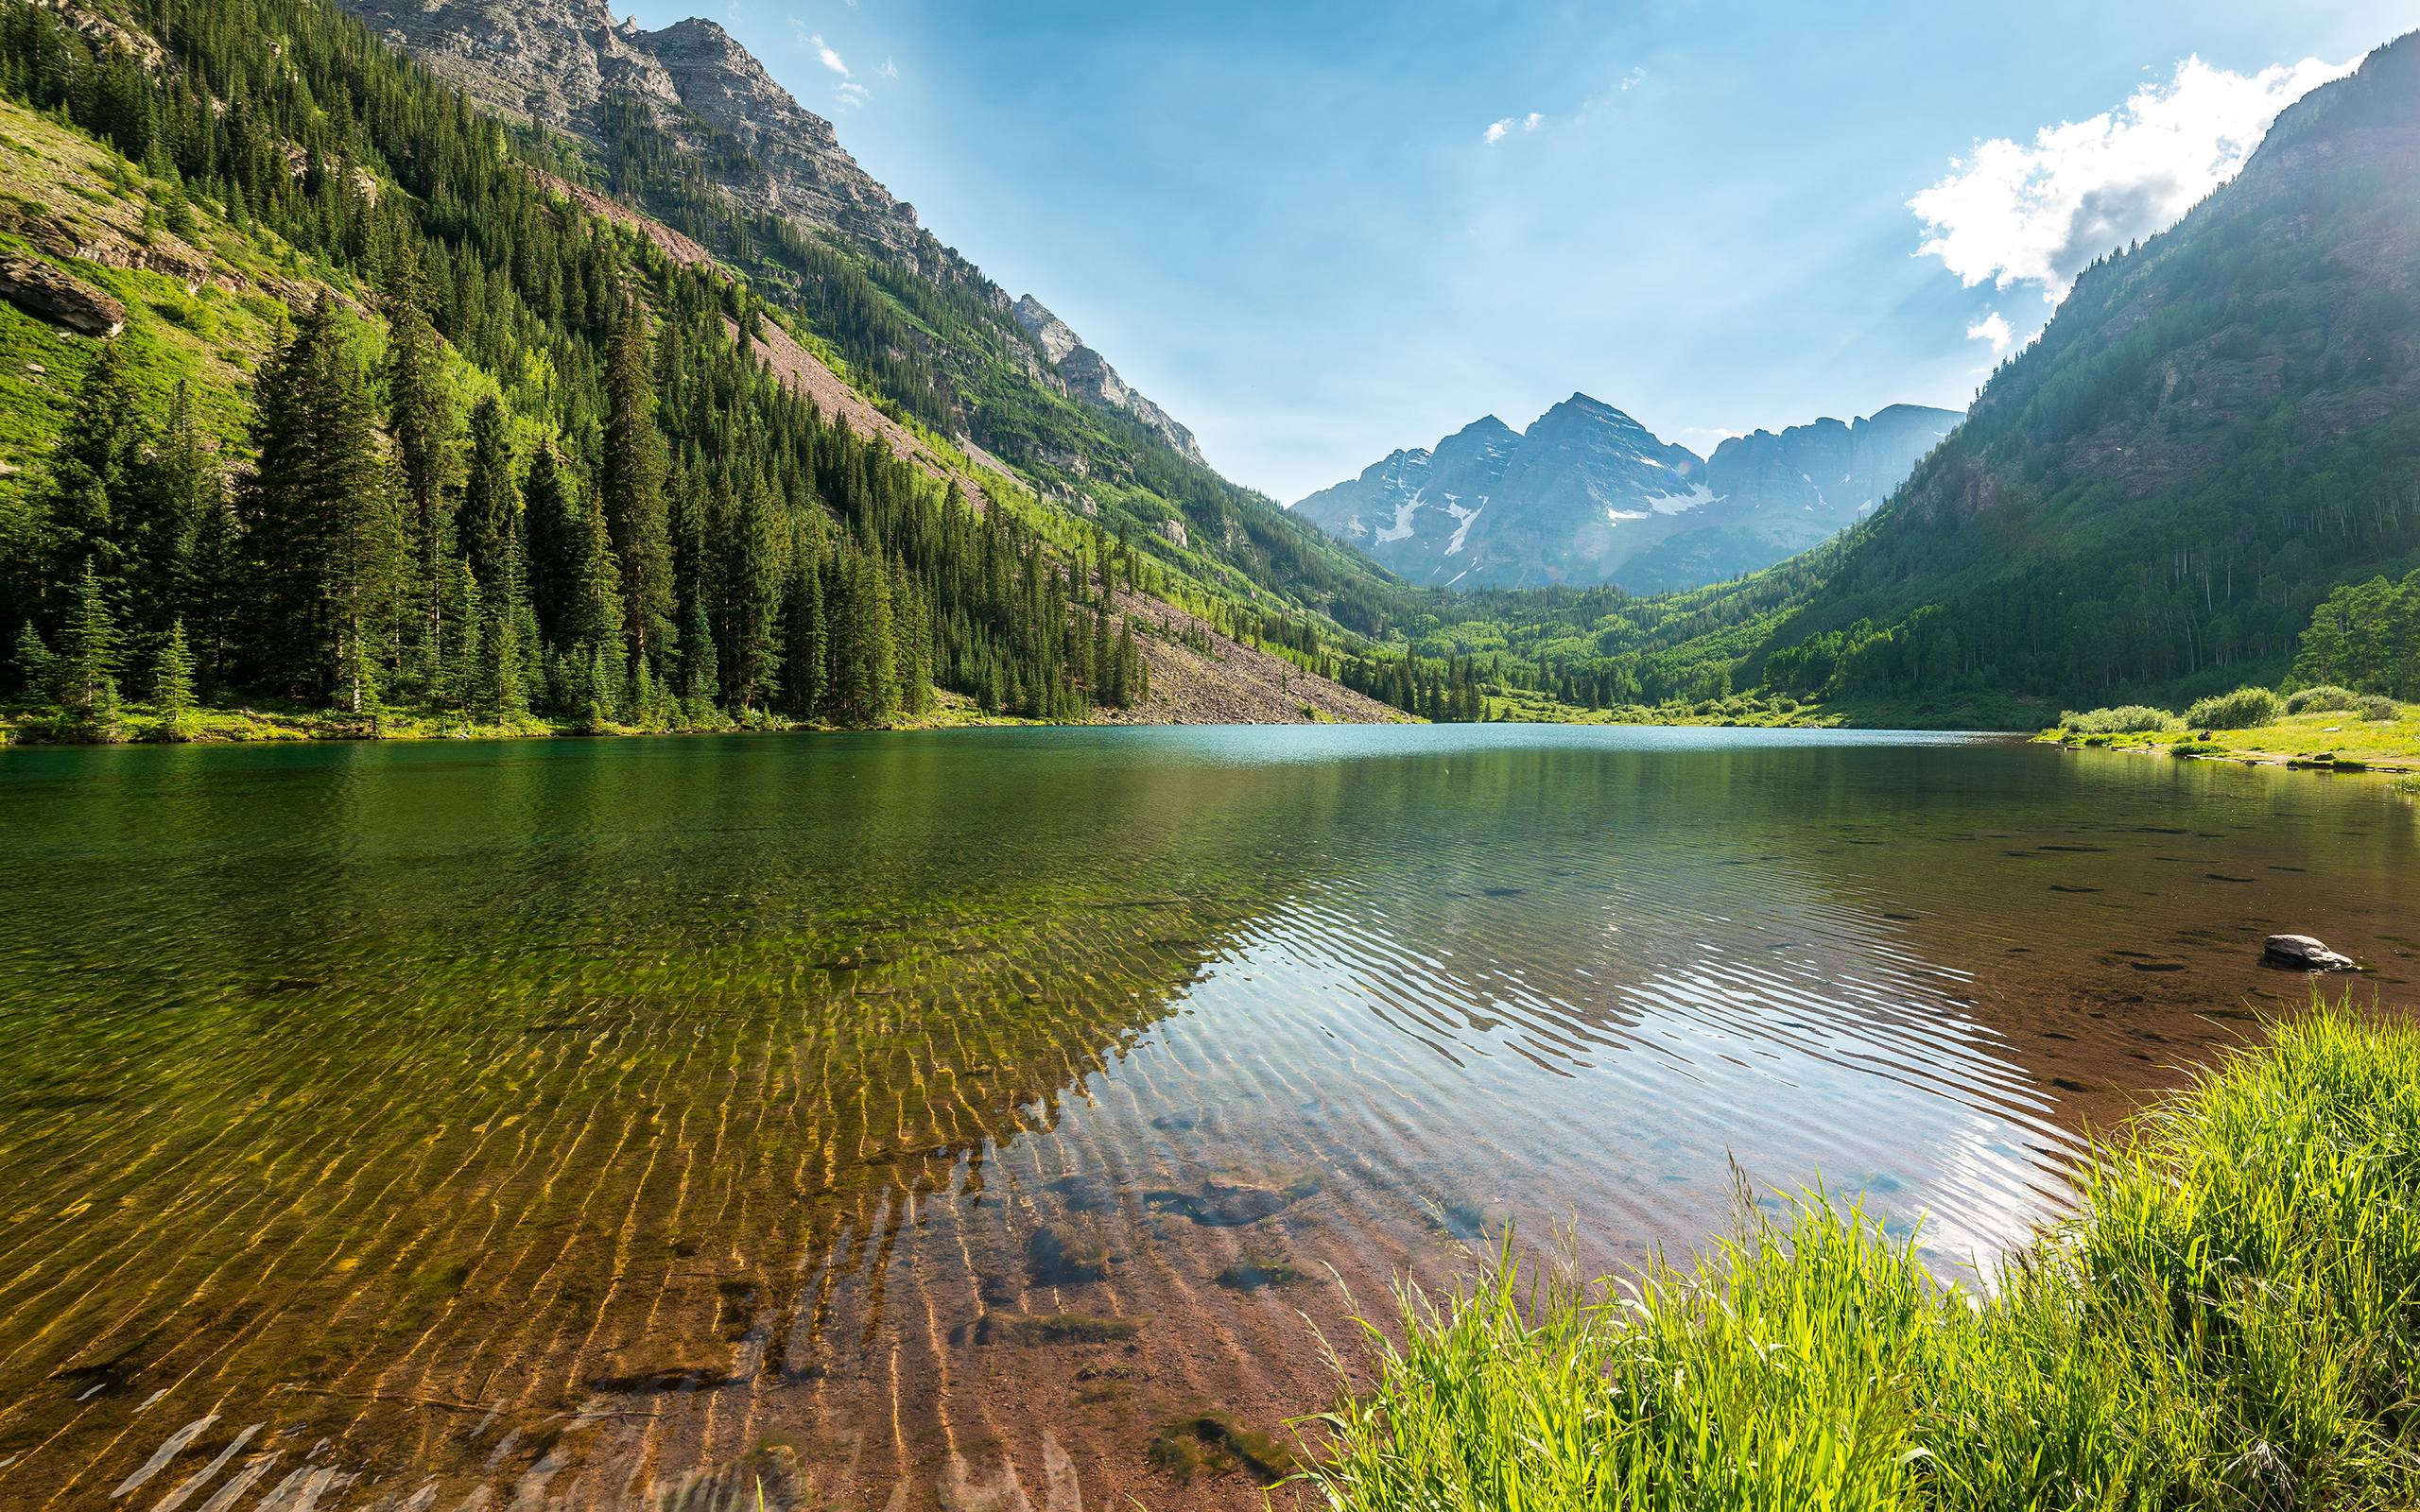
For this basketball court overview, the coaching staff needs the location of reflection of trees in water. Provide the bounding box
[4,732,2400,1508]
[0,740,1361,1508]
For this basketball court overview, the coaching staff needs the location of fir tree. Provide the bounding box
[153,618,195,739]
[58,561,120,733]
[40,337,145,614]
[603,307,672,667]
[458,393,516,594]
[259,298,407,710]
[11,621,54,701]
[383,242,453,669]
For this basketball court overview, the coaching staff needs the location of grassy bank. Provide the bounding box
[2045,688,2420,771]
[1302,1002,2420,1510]
[0,688,1055,747]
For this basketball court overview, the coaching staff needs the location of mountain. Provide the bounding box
[1011,296,1203,462]
[337,0,965,281]
[1619,405,1962,593]
[1291,397,1955,592]
[1737,31,2420,706]
[333,0,1401,634]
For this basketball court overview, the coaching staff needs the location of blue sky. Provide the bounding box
[620,0,2414,502]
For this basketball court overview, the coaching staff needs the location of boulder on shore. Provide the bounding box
[2263,934,2360,971]
[0,252,125,337]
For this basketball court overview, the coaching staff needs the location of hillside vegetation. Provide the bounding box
[0,0,1410,740]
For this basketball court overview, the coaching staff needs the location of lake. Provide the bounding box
[0,725,2412,1511]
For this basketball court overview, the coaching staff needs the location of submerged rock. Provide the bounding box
[2263,934,2360,972]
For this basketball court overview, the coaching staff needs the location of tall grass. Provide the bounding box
[1299,1003,2420,1510]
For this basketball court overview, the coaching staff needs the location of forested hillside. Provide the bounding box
[1739,32,2420,709]
[0,0,1404,738]
[336,0,1409,639]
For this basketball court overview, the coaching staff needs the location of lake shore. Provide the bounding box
[2034,706,2420,775]
[1301,1001,2420,1510]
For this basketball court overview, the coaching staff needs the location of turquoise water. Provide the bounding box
[0,726,2411,1510]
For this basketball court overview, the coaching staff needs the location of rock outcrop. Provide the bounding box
[1011,296,1203,463]
[335,0,982,289]
[0,252,124,337]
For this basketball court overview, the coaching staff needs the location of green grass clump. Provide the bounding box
[1300,1003,2420,1511]
[2059,704,2179,735]
[2169,738,2229,757]
[2184,686,2285,730]
[2357,695,2398,722]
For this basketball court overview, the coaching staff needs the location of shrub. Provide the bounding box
[2183,686,2283,730]
[2058,705,2177,735]
[2285,684,2360,714]
[2357,695,2398,722]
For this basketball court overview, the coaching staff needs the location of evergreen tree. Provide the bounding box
[239,296,406,710]
[58,561,120,733]
[603,308,672,666]
[458,393,516,593]
[478,537,529,720]
[11,620,54,701]
[679,597,717,707]
[153,618,195,738]
[782,549,826,718]
[383,243,453,671]
[39,338,145,616]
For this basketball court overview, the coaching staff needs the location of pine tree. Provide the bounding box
[40,337,145,615]
[153,618,195,739]
[241,296,407,709]
[11,621,55,701]
[603,307,672,667]
[458,393,516,594]
[783,549,826,718]
[478,537,529,721]
[384,243,453,672]
[58,561,120,733]
[679,597,717,707]
[117,379,212,658]
[720,481,782,709]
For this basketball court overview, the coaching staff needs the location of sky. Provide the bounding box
[615,0,2418,502]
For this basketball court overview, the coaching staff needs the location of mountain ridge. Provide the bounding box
[1292,396,1957,592]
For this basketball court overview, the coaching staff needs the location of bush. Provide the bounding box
[2183,686,2283,730]
[2358,695,2398,722]
[2058,704,2177,735]
[2285,684,2360,714]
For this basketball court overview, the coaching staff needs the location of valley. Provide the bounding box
[1,3,2417,1509]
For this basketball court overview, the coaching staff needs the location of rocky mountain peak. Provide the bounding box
[1011,296,1204,464]
[1294,395,1961,592]
[337,0,969,286]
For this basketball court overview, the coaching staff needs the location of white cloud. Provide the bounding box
[1618,67,1646,93]
[1966,311,2014,356]
[879,56,898,80]
[1483,112,1545,145]
[833,80,869,109]
[809,32,851,77]
[1910,53,2353,301]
